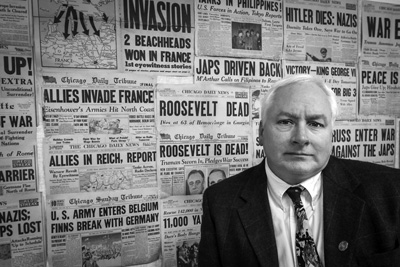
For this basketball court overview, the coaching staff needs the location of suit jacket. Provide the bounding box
[198,156,400,267]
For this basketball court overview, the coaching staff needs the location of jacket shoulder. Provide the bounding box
[329,156,400,190]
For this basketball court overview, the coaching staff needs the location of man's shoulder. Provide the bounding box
[328,156,400,188]
[331,156,400,174]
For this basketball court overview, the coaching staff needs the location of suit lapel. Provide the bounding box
[237,160,279,267]
[323,157,365,267]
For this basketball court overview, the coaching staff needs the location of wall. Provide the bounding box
[0,0,399,266]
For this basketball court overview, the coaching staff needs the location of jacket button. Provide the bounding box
[338,241,348,251]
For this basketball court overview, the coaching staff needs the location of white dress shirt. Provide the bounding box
[265,159,324,266]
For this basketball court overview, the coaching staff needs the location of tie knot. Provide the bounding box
[286,186,304,203]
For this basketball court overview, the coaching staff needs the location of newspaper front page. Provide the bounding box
[332,116,396,167]
[46,189,160,267]
[360,1,400,116]
[161,195,202,267]
[0,193,45,267]
[359,57,400,116]
[119,0,194,74]
[195,0,283,59]
[40,73,157,195]
[362,1,400,59]
[0,0,32,46]
[0,46,37,195]
[283,60,357,120]
[156,83,252,197]
[283,0,358,63]
[195,56,282,84]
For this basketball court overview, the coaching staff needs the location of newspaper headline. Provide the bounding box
[284,0,358,63]
[332,116,396,167]
[120,0,194,74]
[195,57,282,84]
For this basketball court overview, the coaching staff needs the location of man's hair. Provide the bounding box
[208,169,226,179]
[261,75,338,126]
[187,169,205,180]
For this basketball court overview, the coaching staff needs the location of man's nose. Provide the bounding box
[292,124,309,145]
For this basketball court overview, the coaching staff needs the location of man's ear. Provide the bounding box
[258,121,264,146]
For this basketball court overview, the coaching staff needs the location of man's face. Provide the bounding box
[321,52,327,58]
[187,173,204,194]
[208,171,225,186]
[259,82,333,184]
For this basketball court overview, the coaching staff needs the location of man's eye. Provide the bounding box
[309,122,324,128]
[278,120,293,125]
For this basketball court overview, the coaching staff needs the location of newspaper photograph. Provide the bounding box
[46,189,160,267]
[359,57,400,116]
[0,193,45,267]
[195,0,283,59]
[119,0,194,74]
[0,0,32,46]
[195,56,282,84]
[283,60,357,120]
[160,195,202,267]
[36,0,117,69]
[156,83,252,197]
[332,116,396,167]
[362,0,400,59]
[39,72,155,137]
[283,0,358,63]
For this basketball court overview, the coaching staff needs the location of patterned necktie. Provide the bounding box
[286,186,322,267]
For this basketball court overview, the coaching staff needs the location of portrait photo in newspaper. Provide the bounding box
[185,167,207,196]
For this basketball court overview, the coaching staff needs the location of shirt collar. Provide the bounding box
[264,158,322,210]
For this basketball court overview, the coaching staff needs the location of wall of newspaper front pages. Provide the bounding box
[0,0,399,266]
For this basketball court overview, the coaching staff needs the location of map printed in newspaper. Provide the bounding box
[38,0,116,69]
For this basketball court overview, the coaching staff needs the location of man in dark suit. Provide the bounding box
[199,74,400,267]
